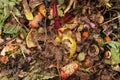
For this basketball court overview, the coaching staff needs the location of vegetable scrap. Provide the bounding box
[0,0,120,80]
[59,62,79,80]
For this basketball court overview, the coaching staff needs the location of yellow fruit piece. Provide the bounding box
[24,10,33,20]
[106,3,111,8]
[55,37,61,43]
[62,35,76,58]
[38,4,46,16]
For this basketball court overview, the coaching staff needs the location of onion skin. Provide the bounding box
[52,2,74,29]
[52,2,61,29]
[61,13,74,23]
[83,24,90,29]
[104,51,111,58]
[54,13,74,29]
[53,2,58,18]
[90,22,96,29]
[54,18,61,29]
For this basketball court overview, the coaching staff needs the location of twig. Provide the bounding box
[103,6,120,15]
[44,2,49,44]
[10,11,29,32]
[117,12,120,25]
[44,17,47,44]
[101,15,120,26]
[0,36,17,46]
[10,11,21,25]
[21,49,26,60]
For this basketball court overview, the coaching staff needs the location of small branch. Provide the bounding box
[0,36,17,46]
[21,49,26,60]
[10,11,29,32]
[44,17,47,44]
[117,12,120,25]
[10,11,21,25]
[101,15,120,26]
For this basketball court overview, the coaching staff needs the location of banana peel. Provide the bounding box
[62,35,76,58]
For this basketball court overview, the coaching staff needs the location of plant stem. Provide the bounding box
[101,15,120,26]
[10,11,29,32]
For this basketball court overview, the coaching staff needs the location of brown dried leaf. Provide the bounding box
[29,0,42,9]
[90,13,104,23]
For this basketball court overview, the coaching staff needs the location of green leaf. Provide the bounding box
[105,41,120,48]
[0,0,22,36]
[111,48,120,64]
[1,76,8,80]
[23,76,31,80]
[3,25,21,35]
[57,6,64,17]
[41,74,58,80]
[117,26,120,31]
[0,1,4,8]
[10,0,17,2]
[3,0,10,18]
[20,28,27,38]
[57,0,65,4]
[13,7,22,18]
[0,15,5,29]
[9,1,16,9]
[105,41,120,64]
[104,59,112,65]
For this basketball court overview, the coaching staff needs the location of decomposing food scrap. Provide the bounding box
[0,0,120,80]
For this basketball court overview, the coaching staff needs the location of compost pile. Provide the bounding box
[0,0,120,80]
